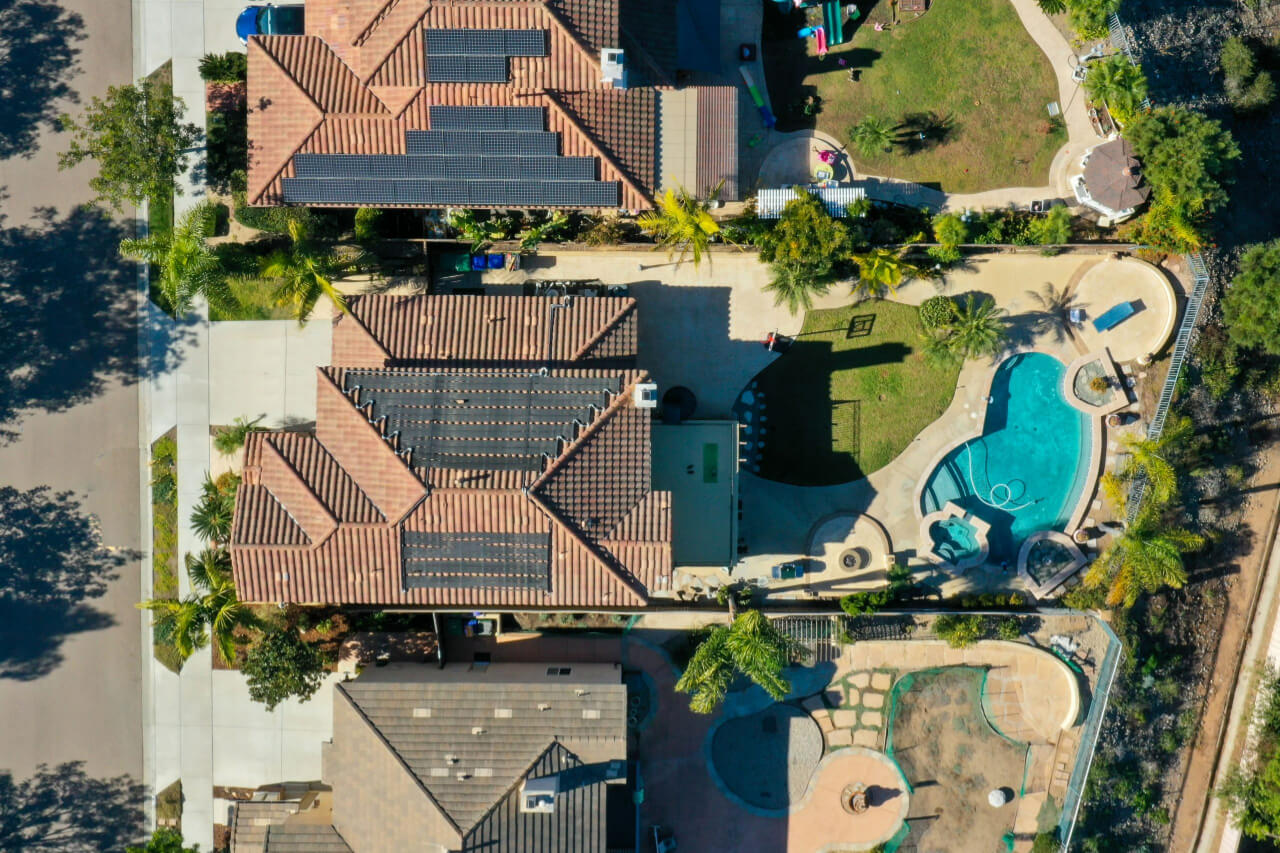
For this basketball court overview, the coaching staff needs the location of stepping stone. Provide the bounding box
[832,709,858,728]
[818,715,836,734]
[851,672,870,688]
[853,728,879,747]
[826,728,853,747]
[863,692,885,709]
[871,672,892,690]
[847,689,861,707]
[861,710,883,728]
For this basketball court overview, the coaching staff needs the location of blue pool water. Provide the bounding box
[930,517,982,564]
[920,352,1092,564]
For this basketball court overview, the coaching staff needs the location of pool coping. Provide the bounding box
[910,347,1104,591]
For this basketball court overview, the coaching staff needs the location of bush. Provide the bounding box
[582,214,630,246]
[198,52,248,83]
[919,295,954,330]
[840,589,891,616]
[241,628,328,711]
[354,207,382,243]
[233,191,315,234]
[935,614,986,648]
[206,106,248,195]
[996,616,1022,641]
[1031,831,1059,853]
[1221,38,1276,112]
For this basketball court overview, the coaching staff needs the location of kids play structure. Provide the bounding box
[780,0,857,48]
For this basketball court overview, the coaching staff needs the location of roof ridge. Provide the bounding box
[530,374,639,493]
[340,297,395,365]
[358,8,431,85]
[541,92,652,208]
[246,39,327,204]
[261,435,340,547]
[254,36,328,114]
[570,298,635,361]
[336,684,465,843]
[458,741,564,840]
[525,488,647,606]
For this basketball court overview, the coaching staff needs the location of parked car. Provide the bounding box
[236,4,305,43]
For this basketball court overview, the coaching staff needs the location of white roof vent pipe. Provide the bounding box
[633,382,658,409]
[601,49,627,88]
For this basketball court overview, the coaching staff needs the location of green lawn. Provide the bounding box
[210,276,293,321]
[752,300,960,485]
[763,0,1065,193]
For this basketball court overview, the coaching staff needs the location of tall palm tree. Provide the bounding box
[850,248,919,296]
[119,201,228,315]
[675,610,808,714]
[944,294,1008,360]
[1084,504,1205,607]
[764,261,831,315]
[260,219,370,324]
[1110,416,1195,506]
[637,184,725,268]
[1026,282,1079,342]
[1084,56,1148,122]
[849,116,894,158]
[138,548,259,665]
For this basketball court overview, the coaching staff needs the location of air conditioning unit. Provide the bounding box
[633,382,658,409]
[601,48,627,88]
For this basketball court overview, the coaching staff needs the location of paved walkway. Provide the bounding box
[0,0,144,822]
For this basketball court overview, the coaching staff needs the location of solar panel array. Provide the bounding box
[429,106,545,131]
[424,29,547,82]
[402,531,551,590]
[284,106,619,208]
[293,154,596,182]
[342,371,621,472]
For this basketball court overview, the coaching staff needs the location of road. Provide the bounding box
[0,0,146,846]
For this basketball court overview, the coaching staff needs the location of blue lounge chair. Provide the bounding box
[1092,301,1135,333]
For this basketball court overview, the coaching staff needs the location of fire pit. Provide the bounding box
[840,547,869,573]
[841,782,870,815]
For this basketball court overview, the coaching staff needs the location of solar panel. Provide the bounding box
[424,29,547,57]
[405,131,560,157]
[429,106,546,131]
[425,54,507,83]
[295,155,594,182]
[402,531,550,590]
[282,177,622,207]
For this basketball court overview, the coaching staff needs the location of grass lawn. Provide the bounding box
[752,300,960,485]
[762,0,1065,193]
[210,275,293,321]
[150,432,183,674]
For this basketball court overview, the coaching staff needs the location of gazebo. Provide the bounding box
[1072,137,1150,224]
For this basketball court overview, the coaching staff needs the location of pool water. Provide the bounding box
[920,352,1091,564]
[930,517,981,564]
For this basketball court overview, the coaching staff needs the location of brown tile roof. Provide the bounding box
[246,0,738,211]
[231,297,670,608]
[333,294,638,367]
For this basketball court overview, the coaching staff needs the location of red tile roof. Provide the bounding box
[246,0,738,210]
[231,295,670,608]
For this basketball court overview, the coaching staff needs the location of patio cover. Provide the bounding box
[1083,137,1151,212]
[756,186,868,219]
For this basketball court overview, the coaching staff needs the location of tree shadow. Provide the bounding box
[894,112,957,155]
[0,761,148,851]
[0,0,85,160]
[0,486,138,680]
[0,201,190,442]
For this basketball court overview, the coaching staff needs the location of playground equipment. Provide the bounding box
[823,0,845,44]
[738,65,777,128]
[815,25,828,55]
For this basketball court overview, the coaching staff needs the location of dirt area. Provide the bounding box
[888,667,1026,853]
[1168,439,1280,850]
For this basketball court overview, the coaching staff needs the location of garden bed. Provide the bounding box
[762,0,1064,193]
[748,300,960,485]
[150,431,183,674]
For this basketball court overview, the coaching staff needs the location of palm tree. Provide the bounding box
[119,201,228,315]
[260,219,370,324]
[764,261,831,315]
[138,548,259,665]
[1026,282,1079,342]
[637,184,725,268]
[1037,0,1066,13]
[1110,416,1195,507]
[850,248,919,296]
[849,116,894,158]
[675,610,808,714]
[1084,504,1205,607]
[944,294,1008,360]
[1084,56,1148,122]
[191,472,239,544]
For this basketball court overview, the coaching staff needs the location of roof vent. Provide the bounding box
[538,702,552,711]
[445,754,459,764]
[574,688,589,697]
[456,771,471,781]
[601,48,627,88]
[494,708,513,719]
[520,775,560,814]
[582,709,602,720]
[413,707,432,718]
[633,382,658,409]
[472,726,486,736]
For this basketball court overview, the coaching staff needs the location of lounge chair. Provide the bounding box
[1092,301,1135,333]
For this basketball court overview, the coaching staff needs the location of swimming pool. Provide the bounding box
[920,352,1092,564]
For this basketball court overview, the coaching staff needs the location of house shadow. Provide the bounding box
[0,0,85,160]
[0,485,137,680]
[0,760,148,850]
[0,202,190,442]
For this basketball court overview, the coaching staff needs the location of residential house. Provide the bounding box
[245,0,739,211]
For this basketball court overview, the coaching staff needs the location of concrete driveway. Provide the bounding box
[0,0,149,845]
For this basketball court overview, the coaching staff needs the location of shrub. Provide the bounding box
[213,415,263,455]
[996,616,1022,641]
[1221,38,1275,112]
[919,295,954,330]
[840,589,891,616]
[935,614,985,648]
[233,191,315,234]
[354,207,382,243]
[198,52,248,83]
[241,628,328,711]
[931,212,968,249]
[1031,831,1059,853]
[582,214,631,246]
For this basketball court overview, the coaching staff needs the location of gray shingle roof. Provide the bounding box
[265,824,353,852]
[337,663,627,835]
[231,801,298,853]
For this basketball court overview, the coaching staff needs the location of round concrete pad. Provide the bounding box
[711,704,824,809]
[1072,257,1176,363]
[790,747,910,852]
